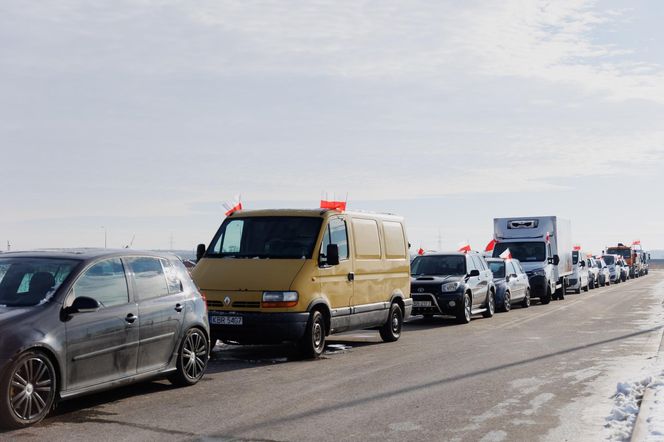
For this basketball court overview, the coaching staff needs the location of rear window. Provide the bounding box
[353,218,381,259]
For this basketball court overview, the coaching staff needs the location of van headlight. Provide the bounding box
[262,291,299,308]
[441,282,460,292]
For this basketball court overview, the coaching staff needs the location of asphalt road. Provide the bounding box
[5,272,664,442]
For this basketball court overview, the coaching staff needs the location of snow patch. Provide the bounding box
[523,393,554,416]
[605,376,652,440]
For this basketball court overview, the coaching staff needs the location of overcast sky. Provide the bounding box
[1,0,662,255]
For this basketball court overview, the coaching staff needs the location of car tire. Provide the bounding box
[168,328,209,387]
[379,303,403,342]
[541,287,552,304]
[575,285,581,294]
[589,278,595,289]
[456,292,472,324]
[521,289,531,308]
[482,291,495,318]
[0,350,57,430]
[500,291,511,312]
[299,310,326,358]
[583,282,589,292]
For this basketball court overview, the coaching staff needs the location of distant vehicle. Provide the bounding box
[567,250,590,294]
[192,209,412,358]
[0,249,210,429]
[596,257,610,286]
[617,258,629,282]
[602,254,622,284]
[410,252,496,323]
[486,258,531,311]
[606,244,640,278]
[642,251,650,275]
[492,216,573,303]
[586,257,600,289]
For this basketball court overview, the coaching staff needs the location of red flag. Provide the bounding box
[320,200,347,211]
[223,195,243,216]
[499,248,512,260]
[545,232,551,243]
[417,247,425,255]
[632,240,641,245]
[485,239,498,253]
[573,245,581,251]
[457,242,471,253]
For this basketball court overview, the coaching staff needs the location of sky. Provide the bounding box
[1,0,663,255]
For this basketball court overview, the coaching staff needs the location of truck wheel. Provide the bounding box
[299,310,326,359]
[482,291,495,318]
[500,291,511,312]
[555,287,565,300]
[379,303,403,342]
[541,287,552,305]
[456,293,472,324]
[521,289,531,308]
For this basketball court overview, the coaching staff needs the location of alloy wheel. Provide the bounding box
[182,331,208,381]
[10,357,54,422]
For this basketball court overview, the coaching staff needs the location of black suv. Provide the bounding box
[411,252,496,323]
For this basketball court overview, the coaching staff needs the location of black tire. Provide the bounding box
[379,303,403,342]
[521,289,531,308]
[540,287,552,305]
[575,285,581,294]
[456,292,472,324]
[557,286,565,300]
[482,291,495,318]
[0,350,57,430]
[168,328,209,387]
[589,278,595,289]
[583,282,589,292]
[499,291,511,312]
[299,310,326,358]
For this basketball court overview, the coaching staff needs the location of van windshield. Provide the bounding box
[603,255,615,265]
[493,242,546,262]
[411,255,466,276]
[207,217,323,259]
[606,248,630,258]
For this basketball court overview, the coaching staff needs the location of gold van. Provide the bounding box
[191,209,412,357]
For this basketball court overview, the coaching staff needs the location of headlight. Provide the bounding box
[262,291,299,308]
[441,282,460,292]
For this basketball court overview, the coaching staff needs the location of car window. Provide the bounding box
[161,259,183,294]
[470,255,484,271]
[73,258,129,307]
[506,261,516,275]
[126,257,169,300]
[466,256,477,271]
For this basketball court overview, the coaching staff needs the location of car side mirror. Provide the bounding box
[196,244,206,262]
[468,269,480,277]
[326,244,340,266]
[66,296,100,315]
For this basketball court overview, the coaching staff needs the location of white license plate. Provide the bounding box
[413,301,432,307]
[209,315,243,326]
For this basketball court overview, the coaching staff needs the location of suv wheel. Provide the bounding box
[456,293,472,324]
[379,303,403,342]
[482,291,495,318]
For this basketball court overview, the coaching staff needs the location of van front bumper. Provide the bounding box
[208,311,310,344]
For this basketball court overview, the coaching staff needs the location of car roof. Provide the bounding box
[0,248,176,263]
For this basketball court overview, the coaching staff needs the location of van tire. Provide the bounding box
[379,303,403,342]
[299,310,326,359]
[540,287,552,304]
[456,293,472,324]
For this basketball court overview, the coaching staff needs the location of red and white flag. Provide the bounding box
[545,232,551,243]
[320,192,347,212]
[632,240,641,246]
[499,248,512,260]
[417,247,425,256]
[458,242,471,253]
[573,245,581,251]
[485,239,498,253]
[222,195,242,216]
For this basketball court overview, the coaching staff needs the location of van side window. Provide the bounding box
[352,219,381,259]
[320,218,349,265]
[383,221,406,259]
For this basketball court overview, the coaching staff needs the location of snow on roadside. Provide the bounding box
[605,375,653,440]
[633,371,664,441]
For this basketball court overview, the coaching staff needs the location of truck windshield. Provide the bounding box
[487,261,505,278]
[603,255,615,265]
[207,217,323,259]
[606,248,630,259]
[411,255,466,276]
[0,258,79,307]
[493,242,546,262]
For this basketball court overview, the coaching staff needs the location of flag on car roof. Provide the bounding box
[417,247,425,255]
[458,242,471,253]
[546,232,551,243]
[223,195,243,216]
[499,248,512,260]
[485,239,498,253]
[573,245,581,251]
[320,192,347,212]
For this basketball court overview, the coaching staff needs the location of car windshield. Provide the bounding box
[603,255,615,265]
[487,261,505,278]
[606,248,630,258]
[493,242,546,262]
[206,216,323,259]
[572,251,579,265]
[411,255,466,276]
[0,258,79,307]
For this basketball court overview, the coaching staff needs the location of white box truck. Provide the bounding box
[492,216,573,304]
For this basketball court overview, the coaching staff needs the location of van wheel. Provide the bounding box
[379,303,403,342]
[299,310,326,358]
[456,293,472,324]
[521,289,531,308]
[0,350,57,430]
[168,328,209,387]
[540,287,552,304]
[482,291,495,318]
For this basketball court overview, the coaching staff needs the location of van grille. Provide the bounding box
[232,301,260,308]
[207,300,225,308]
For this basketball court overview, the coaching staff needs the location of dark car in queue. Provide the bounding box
[486,258,531,312]
[410,252,496,324]
[0,249,210,429]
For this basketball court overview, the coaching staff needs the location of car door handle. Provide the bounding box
[348,272,355,282]
[174,303,183,313]
[125,313,138,324]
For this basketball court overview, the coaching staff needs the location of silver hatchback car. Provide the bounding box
[0,249,210,429]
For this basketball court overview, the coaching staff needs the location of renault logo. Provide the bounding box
[223,296,231,306]
[418,288,424,293]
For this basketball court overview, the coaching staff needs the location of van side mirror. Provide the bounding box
[580,261,585,267]
[468,269,480,277]
[65,296,100,315]
[548,255,560,266]
[196,244,206,262]
[326,244,340,266]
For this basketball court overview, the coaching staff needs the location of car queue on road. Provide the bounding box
[0,207,652,430]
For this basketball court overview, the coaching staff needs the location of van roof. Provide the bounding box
[228,209,404,221]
